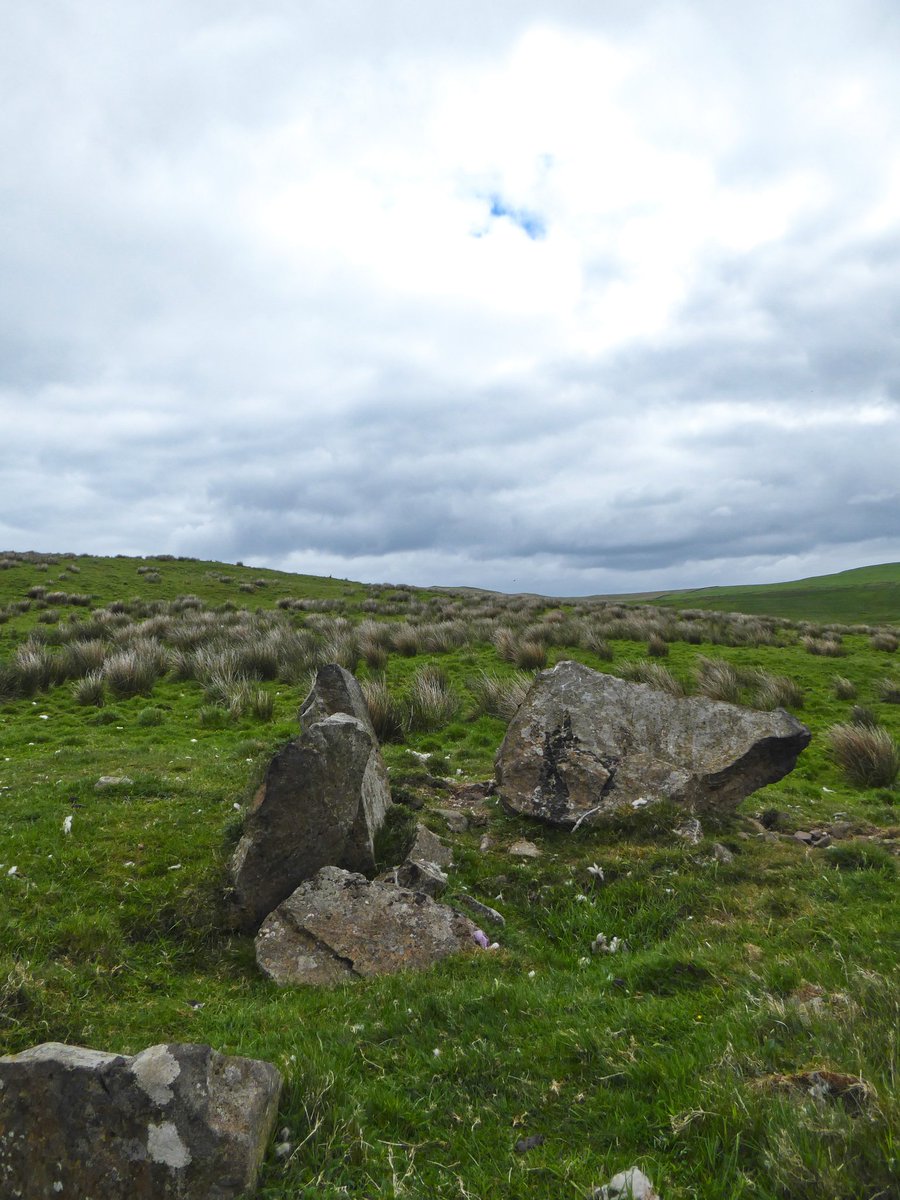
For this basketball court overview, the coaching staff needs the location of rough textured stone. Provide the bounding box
[0,1041,281,1200]
[407,822,453,868]
[255,866,476,985]
[496,660,810,828]
[229,713,391,932]
[298,663,377,739]
[376,859,449,897]
[508,838,541,858]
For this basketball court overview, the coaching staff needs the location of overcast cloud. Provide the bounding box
[2,0,898,594]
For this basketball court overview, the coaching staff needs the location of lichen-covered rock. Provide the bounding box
[298,663,377,740]
[229,713,391,932]
[0,1042,281,1200]
[496,660,810,828]
[255,866,476,985]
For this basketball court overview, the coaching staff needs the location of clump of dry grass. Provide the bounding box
[694,656,742,704]
[467,670,532,722]
[403,664,459,732]
[749,670,804,711]
[361,678,405,742]
[617,660,684,695]
[801,634,846,657]
[827,723,900,787]
[831,675,857,700]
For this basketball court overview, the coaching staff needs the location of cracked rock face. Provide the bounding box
[298,663,378,739]
[255,866,476,985]
[229,711,391,932]
[0,1042,281,1200]
[496,660,810,828]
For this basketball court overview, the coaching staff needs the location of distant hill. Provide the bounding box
[639,562,900,625]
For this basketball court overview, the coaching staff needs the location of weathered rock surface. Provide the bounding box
[298,663,377,739]
[256,866,476,985]
[496,660,811,827]
[407,822,453,868]
[229,713,391,932]
[376,859,449,897]
[0,1041,281,1200]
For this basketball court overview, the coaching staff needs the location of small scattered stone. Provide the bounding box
[456,894,505,927]
[479,834,495,852]
[508,839,541,859]
[514,1134,545,1154]
[674,818,703,845]
[591,1165,660,1199]
[407,823,453,868]
[95,775,133,789]
[711,842,734,864]
[376,860,448,898]
[436,808,469,834]
[793,831,814,844]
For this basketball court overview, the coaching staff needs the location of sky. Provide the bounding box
[2,1,899,596]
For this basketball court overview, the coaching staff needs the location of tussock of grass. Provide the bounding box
[827,722,900,787]
[466,669,532,722]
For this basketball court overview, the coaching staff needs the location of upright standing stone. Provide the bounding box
[229,713,391,932]
[298,663,377,738]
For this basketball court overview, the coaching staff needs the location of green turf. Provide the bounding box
[0,551,897,1198]
[643,562,900,624]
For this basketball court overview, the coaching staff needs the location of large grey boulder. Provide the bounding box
[496,660,810,827]
[256,866,476,985]
[299,663,377,739]
[229,713,391,932]
[0,1041,281,1200]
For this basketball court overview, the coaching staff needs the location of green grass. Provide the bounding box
[0,551,898,1198]
[644,562,900,624]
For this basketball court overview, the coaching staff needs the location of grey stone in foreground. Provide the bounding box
[298,663,377,740]
[496,660,810,828]
[256,866,476,985]
[0,1042,281,1200]
[229,712,391,932]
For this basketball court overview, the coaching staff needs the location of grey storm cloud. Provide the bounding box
[2,0,899,593]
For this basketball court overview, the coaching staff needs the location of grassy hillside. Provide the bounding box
[645,562,900,624]
[1,551,898,1199]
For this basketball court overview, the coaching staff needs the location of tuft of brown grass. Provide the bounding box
[827,722,900,787]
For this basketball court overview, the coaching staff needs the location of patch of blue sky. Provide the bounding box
[487,194,547,240]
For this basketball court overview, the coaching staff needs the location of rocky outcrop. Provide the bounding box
[229,712,391,932]
[0,1041,281,1200]
[255,866,476,985]
[496,660,810,827]
[298,663,377,739]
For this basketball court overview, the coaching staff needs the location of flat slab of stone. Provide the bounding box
[256,866,476,985]
[0,1042,281,1200]
[229,712,391,931]
[496,660,811,827]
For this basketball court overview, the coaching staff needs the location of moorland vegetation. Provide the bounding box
[0,550,897,1198]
